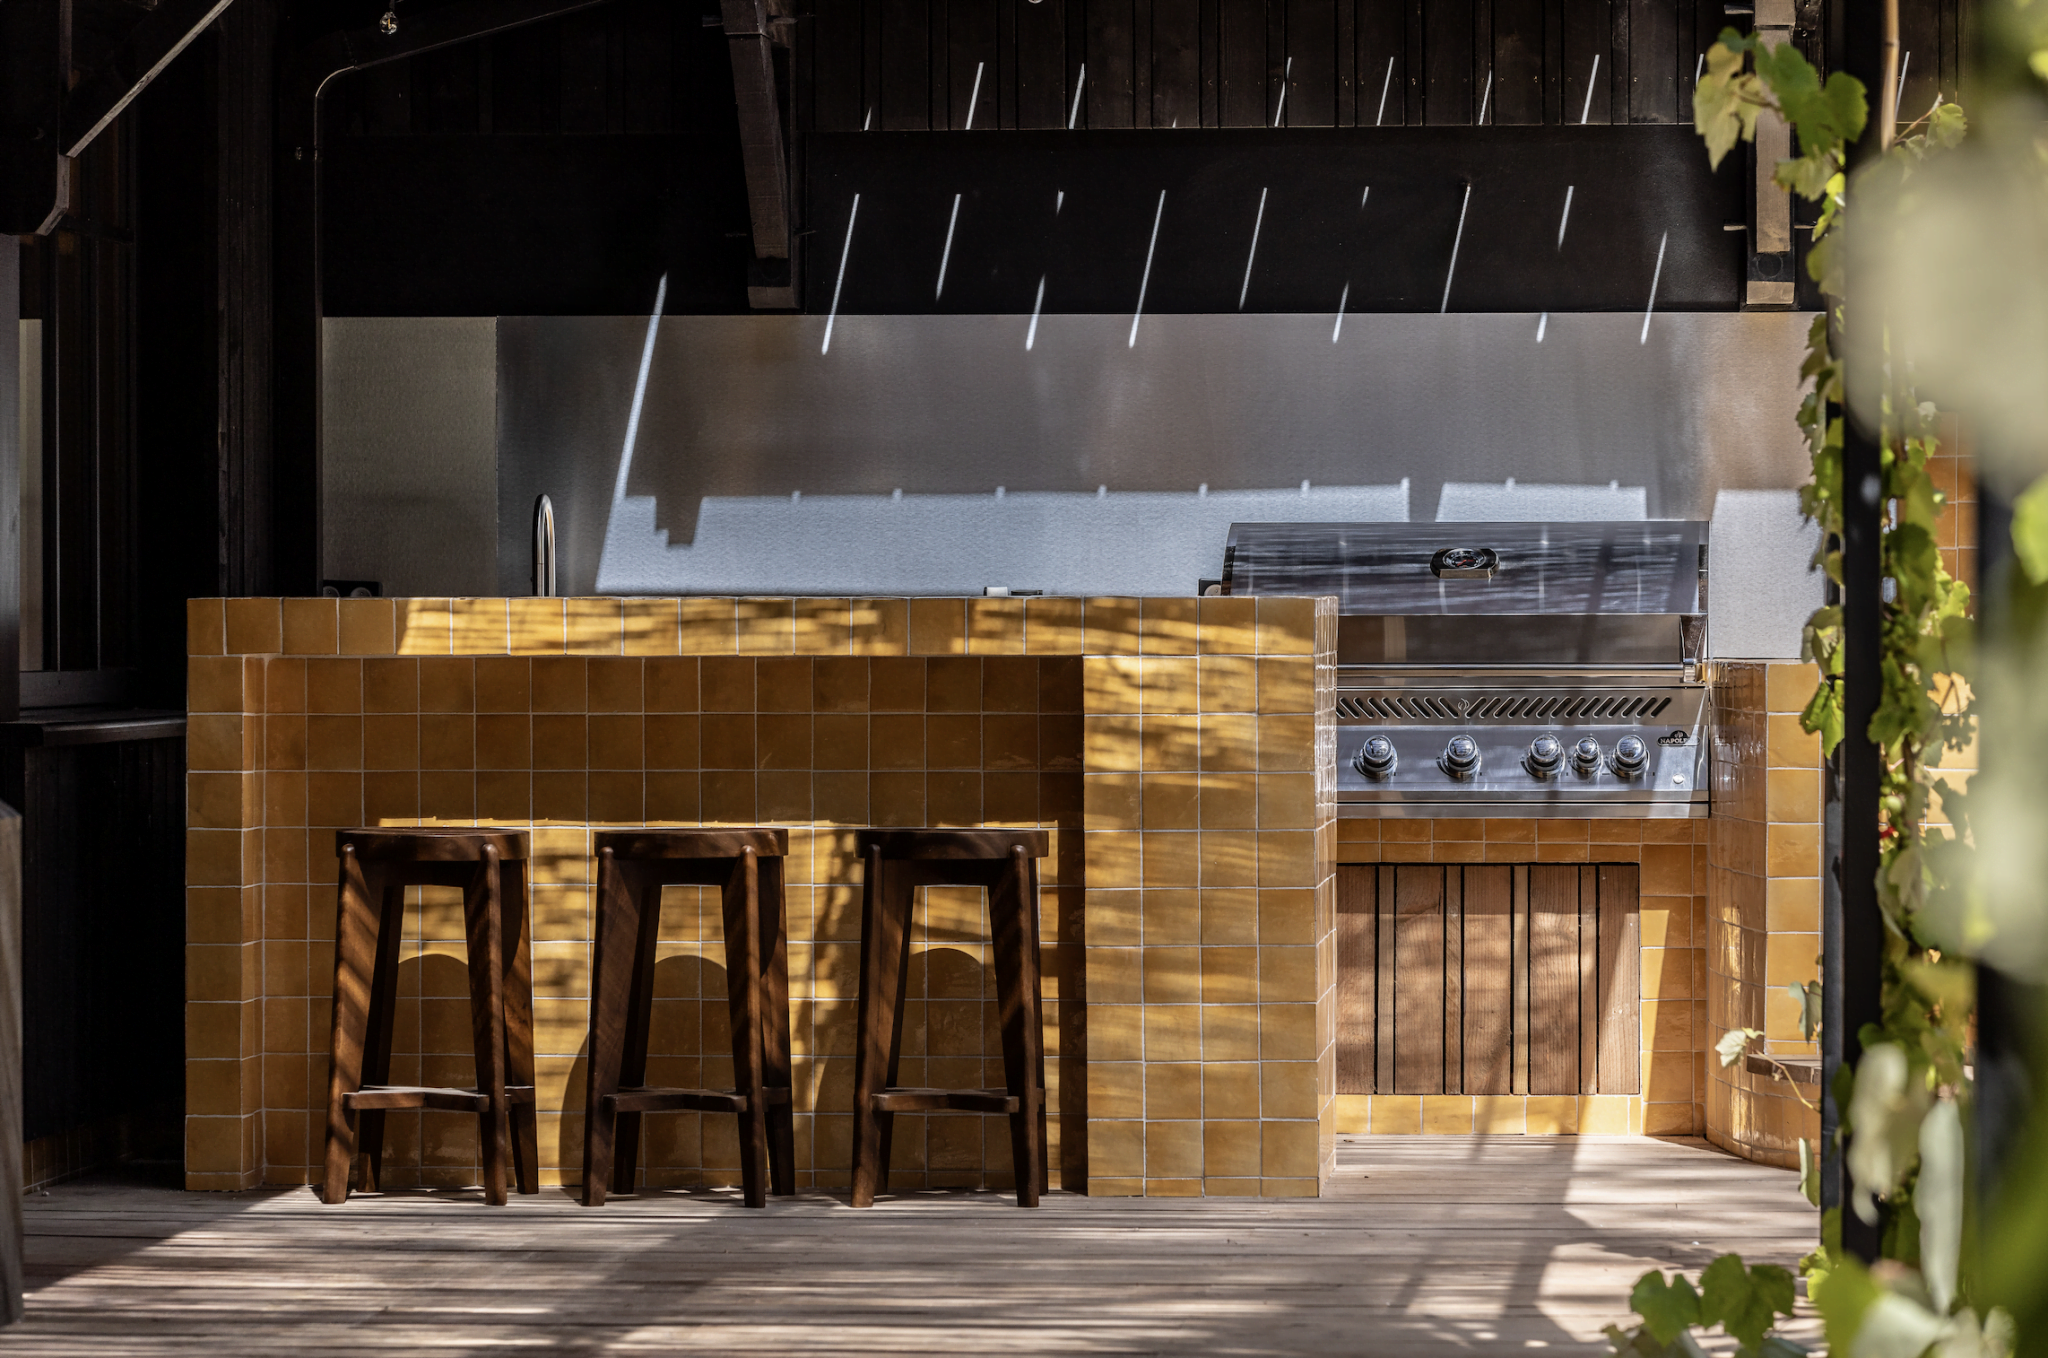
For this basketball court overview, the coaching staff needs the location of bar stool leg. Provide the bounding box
[758,854,796,1197]
[850,845,908,1209]
[355,878,405,1195]
[464,845,511,1206]
[611,864,664,1197]
[583,848,634,1205]
[990,845,1046,1208]
[322,844,377,1205]
[500,856,540,1195]
[723,848,771,1208]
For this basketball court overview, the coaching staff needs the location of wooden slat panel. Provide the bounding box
[1335,865,1376,1093]
[1627,0,1675,122]
[813,0,868,130]
[1526,865,1578,1095]
[1135,0,1154,125]
[1423,0,1473,123]
[1355,0,1404,125]
[1153,0,1201,127]
[1560,0,1609,125]
[1375,865,1396,1093]
[1461,866,1512,1095]
[1393,865,1445,1095]
[880,0,932,129]
[1511,865,1529,1093]
[1218,0,1264,125]
[1607,0,1629,127]
[1333,0,1354,124]
[1492,0,1542,124]
[1578,867,1599,1095]
[949,0,1000,127]
[1597,864,1641,1094]
[1015,0,1067,126]
[1443,866,1463,1092]
[1284,0,1337,125]
[1087,0,1137,126]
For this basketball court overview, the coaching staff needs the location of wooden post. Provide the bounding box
[1832,0,1893,1267]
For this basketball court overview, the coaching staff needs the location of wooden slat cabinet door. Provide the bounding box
[1332,861,1641,1098]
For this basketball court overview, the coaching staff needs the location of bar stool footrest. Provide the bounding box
[344,1084,538,1113]
[871,1087,1035,1114]
[601,1086,794,1115]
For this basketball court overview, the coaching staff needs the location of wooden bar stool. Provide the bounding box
[321,827,539,1206]
[850,828,1050,1209]
[583,828,795,1208]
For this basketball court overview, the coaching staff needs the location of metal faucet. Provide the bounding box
[532,494,556,597]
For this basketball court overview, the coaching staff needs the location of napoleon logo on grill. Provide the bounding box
[1429,546,1499,579]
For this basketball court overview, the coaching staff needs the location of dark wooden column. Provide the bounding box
[1830,0,1891,1267]
[218,0,275,598]
[0,241,21,723]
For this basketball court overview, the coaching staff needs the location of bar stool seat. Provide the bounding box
[851,828,1050,1209]
[583,828,795,1208]
[321,827,538,1206]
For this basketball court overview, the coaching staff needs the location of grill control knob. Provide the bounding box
[1526,735,1564,778]
[1611,735,1649,778]
[1441,735,1481,780]
[1572,737,1603,775]
[1356,735,1398,781]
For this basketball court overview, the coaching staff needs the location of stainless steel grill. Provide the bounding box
[1222,521,1710,818]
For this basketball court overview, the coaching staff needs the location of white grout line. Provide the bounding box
[1440,183,1471,314]
[935,193,962,298]
[1478,68,1493,125]
[863,106,873,132]
[965,61,985,129]
[1361,185,1371,208]
[1239,187,1268,310]
[1557,184,1574,249]
[1332,282,1350,343]
[1026,275,1046,350]
[822,194,860,355]
[1129,190,1166,348]
[1069,64,1087,129]
[1694,52,1704,85]
[1274,56,1292,127]
[1376,56,1395,126]
[1580,54,1600,124]
[1537,310,1548,342]
[1895,51,1911,119]
[1640,231,1668,345]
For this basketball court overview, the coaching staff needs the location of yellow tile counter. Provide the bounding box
[184,595,1341,1198]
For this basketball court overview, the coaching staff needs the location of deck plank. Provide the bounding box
[10,1137,1818,1356]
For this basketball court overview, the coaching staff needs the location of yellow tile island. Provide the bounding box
[184,594,1820,1198]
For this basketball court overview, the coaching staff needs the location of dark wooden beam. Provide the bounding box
[723,0,792,260]
[59,0,238,159]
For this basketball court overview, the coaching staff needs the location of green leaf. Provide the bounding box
[1926,100,1967,148]
[2010,475,2048,585]
[1631,1270,1704,1345]
[1715,1027,1761,1069]
[1810,1254,1883,1357]
[1698,1254,1797,1354]
[1800,1138,1821,1208]
[1919,1100,1964,1314]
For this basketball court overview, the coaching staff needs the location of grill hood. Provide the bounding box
[1222,520,1708,669]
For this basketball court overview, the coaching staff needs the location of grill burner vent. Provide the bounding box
[1336,693,1675,723]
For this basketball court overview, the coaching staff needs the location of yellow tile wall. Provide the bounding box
[186,595,1339,1199]
[1706,661,1824,1168]
[1328,816,1710,1139]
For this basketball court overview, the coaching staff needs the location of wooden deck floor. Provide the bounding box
[12,1136,1818,1356]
